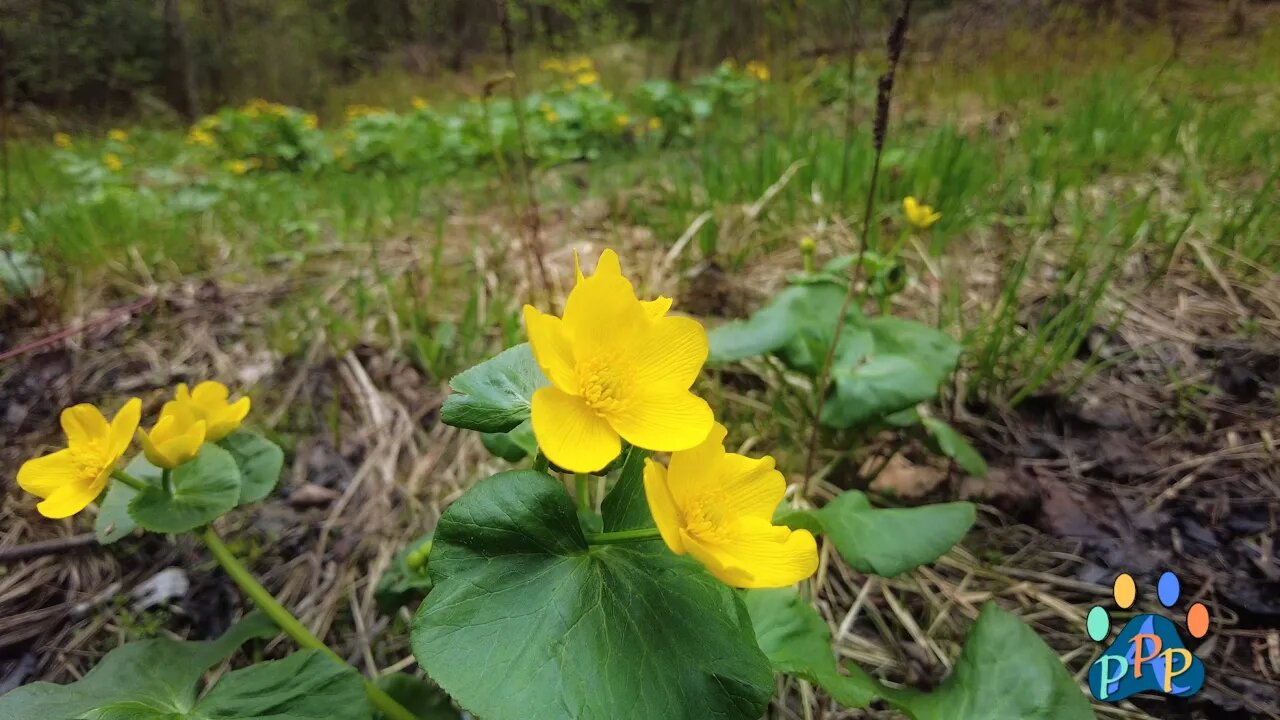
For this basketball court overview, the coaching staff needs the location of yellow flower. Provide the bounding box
[411,97,429,111]
[567,56,594,73]
[524,249,713,472]
[137,406,206,469]
[186,127,215,147]
[544,109,559,124]
[164,381,250,442]
[104,153,123,172]
[644,423,818,588]
[745,61,770,81]
[303,113,319,129]
[17,399,142,519]
[903,196,941,230]
[53,132,72,148]
[576,70,599,86]
[225,159,250,175]
[647,116,662,131]
[540,58,565,73]
[108,129,129,142]
[613,113,630,129]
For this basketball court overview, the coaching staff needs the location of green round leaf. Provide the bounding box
[744,588,879,708]
[128,444,242,534]
[440,343,548,433]
[412,470,774,720]
[195,650,371,720]
[96,454,159,544]
[781,492,974,577]
[218,429,285,504]
[883,602,1095,720]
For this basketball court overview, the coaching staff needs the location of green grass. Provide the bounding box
[4,21,1277,400]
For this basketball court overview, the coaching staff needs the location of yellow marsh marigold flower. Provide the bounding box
[108,129,129,142]
[540,58,565,73]
[186,127,214,147]
[544,109,559,124]
[54,132,72,148]
[137,406,206,469]
[303,113,319,129]
[647,116,662,131]
[163,381,250,442]
[410,97,429,111]
[745,61,770,81]
[576,70,599,86]
[523,249,713,473]
[104,153,124,172]
[903,196,941,230]
[225,159,251,175]
[17,399,142,518]
[613,113,629,129]
[644,423,818,588]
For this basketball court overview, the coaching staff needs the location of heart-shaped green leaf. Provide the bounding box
[218,430,285,504]
[128,444,242,534]
[194,650,371,719]
[921,417,988,476]
[884,602,1095,720]
[411,470,774,720]
[744,588,879,708]
[0,613,276,718]
[782,492,974,577]
[440,343,548,433]
[600,446,651,532]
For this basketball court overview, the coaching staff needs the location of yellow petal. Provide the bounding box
[591,248,622,278]
[523,305,579,393]
[190,380,231,409]
[642,459,685,554]
[631,315,708,392]
[36,474,107,519]
[561,273,645,357]
[903,197,919,216]
[642,296,672,321]
[162,420,207,466]
[61,404,109,448]
[530,386,620,472]
[108,398,142,458]
[206,396,249,441]
[665,423,728,507]
[573,250,586,284]
[17,449,80,499]
[704,452,786,522]
[689,519,818,588]
[681,531,753,587]
[606,389,713,453]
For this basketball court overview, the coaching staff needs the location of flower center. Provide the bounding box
[69,444,108,479]
[683,497,729,541]
[576,356,629,413]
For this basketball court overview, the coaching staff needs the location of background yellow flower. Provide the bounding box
[903,196,941,230]
[164,381,250,442]
[137,407,207,469]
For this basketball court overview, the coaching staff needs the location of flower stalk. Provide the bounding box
[575,474,591,513]
[585,527,662,545]
[199,527,417,720]
[111,469,150,492]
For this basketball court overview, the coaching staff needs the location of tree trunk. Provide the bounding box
[163,0,200,119]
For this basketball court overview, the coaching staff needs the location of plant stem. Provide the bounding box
[533,451,549,473]
[161,468,173,496]
[585,527,662,545]
[199,527,417,720]
[575,474,591,513]
[111,469,150,492]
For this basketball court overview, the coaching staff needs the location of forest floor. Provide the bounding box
[2,5,1279,719]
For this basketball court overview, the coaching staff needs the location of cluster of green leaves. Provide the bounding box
[386,336,1093,719]
[96,429,283,543]
[707,255,987,476]
[0,613,372,720]
[194,100,328,172]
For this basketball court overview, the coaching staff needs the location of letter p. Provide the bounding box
[1131,633,1162,679]
[1095,655,1129,701]
[1163,648,1193,692]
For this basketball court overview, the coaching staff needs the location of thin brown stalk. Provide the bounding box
[495,0,556,312]
[803,0,913,492]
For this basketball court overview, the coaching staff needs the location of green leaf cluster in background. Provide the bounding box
[0,613,371,720]
[95,429,284,543]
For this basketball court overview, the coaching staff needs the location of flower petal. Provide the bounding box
[689,519,819,588]
[523,305,579,393]
[606,389,713,453]
[705,452,786,522]
[665,423,728,507]
[108,398,142,458]
[164,420,207,466]
[530,386,621,473]
[641,296,672,321]
[17,449,80,499]
[61,404,109,448]
[631,315,708,392]
[36,474,107,519]
[643,459,685,554]
[207,396,250,441]
[681,531,753,587]
[591,248,622,278]
[190,380,231,407]
[561,273,645,358]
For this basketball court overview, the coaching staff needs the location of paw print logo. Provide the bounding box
[1087,571,1209,702]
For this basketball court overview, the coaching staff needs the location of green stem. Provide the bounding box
[161,468,173,496]
[585,527,662,545]
[533,451,549,473]
[199,527,417,720]
[575,474,591,513]
[111,469,150,492]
